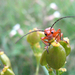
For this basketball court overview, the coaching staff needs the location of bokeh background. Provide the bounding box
[0,0,75,75]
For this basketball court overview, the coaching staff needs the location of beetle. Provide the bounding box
[15,16,75,52]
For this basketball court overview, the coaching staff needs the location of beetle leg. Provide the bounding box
[55,29,61,39]
[41,37,49,46]
[55,29,68,43]
[44,46,49,53]
[57,33,63,41]
[46,43,51,54]
[53,29,62,42]
[41,37,49,53]
[46,46,49,53]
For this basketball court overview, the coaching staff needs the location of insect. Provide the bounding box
[15,16,75,52]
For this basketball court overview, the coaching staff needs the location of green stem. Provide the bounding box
[35,55,41,75]
[56,70,59,75]
[49,70,55,75]
[42,66,49,75]
[35,60,39,75]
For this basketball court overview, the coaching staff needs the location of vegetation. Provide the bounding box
[0,0,75,75]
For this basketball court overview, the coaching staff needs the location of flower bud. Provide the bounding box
[46,42,66,69]
[27,29,41,45]
[38,32,45,38]
[40,50,47,66]
[0,52,11,68]
[1,66,15,75]
[59,37,71,56]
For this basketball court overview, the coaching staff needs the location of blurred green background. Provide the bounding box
[0,0,75,75]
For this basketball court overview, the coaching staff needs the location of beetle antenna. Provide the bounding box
[15,30,44,43]
[51,16,75,29]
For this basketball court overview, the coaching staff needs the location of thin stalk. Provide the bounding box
[35,61,39,75]
[35,55,40,75]
[56,70,59,75]
[49,71,55,75]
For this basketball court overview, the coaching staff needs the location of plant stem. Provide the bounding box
[35,55,40,75]
[42,66,49,75]
[56,70,59,75]
[35,60,39,75]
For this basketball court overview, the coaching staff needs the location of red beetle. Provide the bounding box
[41,27,63,46]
